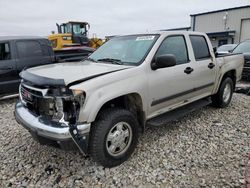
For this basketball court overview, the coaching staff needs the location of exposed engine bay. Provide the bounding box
[20,81,84,125]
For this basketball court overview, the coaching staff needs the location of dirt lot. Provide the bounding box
[0,84,249,187]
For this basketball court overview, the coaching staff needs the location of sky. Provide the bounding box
[0,0,249,38]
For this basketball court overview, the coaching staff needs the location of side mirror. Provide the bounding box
[151,54,177,70]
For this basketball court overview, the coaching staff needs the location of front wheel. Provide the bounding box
[211,77,234,108]
[89,108,139,167]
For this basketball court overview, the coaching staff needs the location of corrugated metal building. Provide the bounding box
[190,5,250,47]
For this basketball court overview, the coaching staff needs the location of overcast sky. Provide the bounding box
[0,0,249,38]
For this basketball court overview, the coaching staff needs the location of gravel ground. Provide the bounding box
[0,87,249,187]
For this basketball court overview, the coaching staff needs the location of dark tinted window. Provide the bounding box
[155,35,188,65]
[17,41,43,58]
[41,45,51,56]
[0,43,11,60]
[190,35,210,60]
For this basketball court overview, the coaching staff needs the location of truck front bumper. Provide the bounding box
[14,101,90,153]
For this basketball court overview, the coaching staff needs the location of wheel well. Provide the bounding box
[221,70,236,89]
[96,93,145,132]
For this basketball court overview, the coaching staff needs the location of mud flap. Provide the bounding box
[69,123,89,155]
[68,101,89,155]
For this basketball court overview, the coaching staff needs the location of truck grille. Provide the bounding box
[21,85,43,103]
[20,84,54,118]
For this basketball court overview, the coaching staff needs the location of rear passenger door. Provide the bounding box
[15,40,50,74]
[189,35,216,97]
[0,42,19,95]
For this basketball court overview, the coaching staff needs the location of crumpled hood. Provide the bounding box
[20,61,131,87]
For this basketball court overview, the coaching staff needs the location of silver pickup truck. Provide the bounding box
[15,31,244,167]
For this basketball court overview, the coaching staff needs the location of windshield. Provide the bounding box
[63,23,86,35]
[64,23,72,33]
[88,35,159,65]
[233,41,250,53]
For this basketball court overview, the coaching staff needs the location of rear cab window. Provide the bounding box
[189,35,211,61]
[16,40,43,58]
[0,42,11,60]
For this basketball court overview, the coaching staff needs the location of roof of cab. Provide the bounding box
[0,36,47,41]
[117,31,207,37]
[154,30,206,35]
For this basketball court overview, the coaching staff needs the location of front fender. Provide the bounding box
[77,75,147,123]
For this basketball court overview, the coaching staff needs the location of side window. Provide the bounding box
[190,35,210,60]
[155,35,189,65]
[0,43,11,60]
[40,40,52,56]
[17,41,43,58]
[41,45,50,56]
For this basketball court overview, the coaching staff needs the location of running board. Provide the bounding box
[147,98,211,127]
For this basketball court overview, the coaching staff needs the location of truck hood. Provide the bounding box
[20,61,132,87]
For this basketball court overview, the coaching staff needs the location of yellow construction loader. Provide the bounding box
[48,21,104,61]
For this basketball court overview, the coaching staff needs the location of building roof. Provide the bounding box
[190,5,250,16]
[206,30,236,37]
[0,36,46,41]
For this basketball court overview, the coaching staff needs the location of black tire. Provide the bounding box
[211,77,234,108]
[89,108,139,167]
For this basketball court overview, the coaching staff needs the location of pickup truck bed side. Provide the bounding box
[212,53,244,94]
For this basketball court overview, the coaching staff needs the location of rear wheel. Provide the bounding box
[211,77,234,108]
[89,108,139,167]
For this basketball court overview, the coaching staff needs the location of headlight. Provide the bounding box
[71,89,86,106]
[71,89,84,96]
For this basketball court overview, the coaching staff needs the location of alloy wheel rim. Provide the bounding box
[106,122,132,157]
[223,83,232,103]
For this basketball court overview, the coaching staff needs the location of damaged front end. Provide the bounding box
[16,78,90,154]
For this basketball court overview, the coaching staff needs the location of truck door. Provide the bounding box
[148,35,197,117]
[15,40,51,74]
[0,41,19,96]
[189,35,216,97]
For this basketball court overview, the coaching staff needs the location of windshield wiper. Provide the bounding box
[97,58,123,65]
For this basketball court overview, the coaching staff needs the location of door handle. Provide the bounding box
[184,67,194,74]
[208,63,215,69]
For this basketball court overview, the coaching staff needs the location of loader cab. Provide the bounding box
[56,22,90,46]
[57,22,90,36]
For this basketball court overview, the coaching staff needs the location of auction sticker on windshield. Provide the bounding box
[136,36,155,41]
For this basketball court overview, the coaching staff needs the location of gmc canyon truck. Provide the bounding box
[15,31,244,167]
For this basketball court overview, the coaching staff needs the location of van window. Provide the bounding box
[17,41,43,58]
[190,35,210,60]
[0,43,11,60]
[155,35,189,65]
